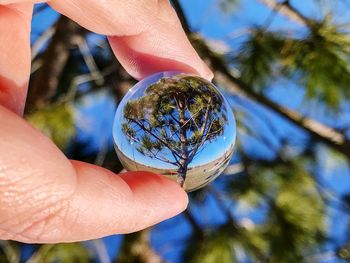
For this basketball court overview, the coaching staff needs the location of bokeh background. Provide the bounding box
[1,0,350,262]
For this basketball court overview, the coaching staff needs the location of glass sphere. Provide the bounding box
[113,71,236,192]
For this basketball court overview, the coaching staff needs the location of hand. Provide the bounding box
[0,0,213,243]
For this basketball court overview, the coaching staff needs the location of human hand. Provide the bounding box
[0,0,213,243]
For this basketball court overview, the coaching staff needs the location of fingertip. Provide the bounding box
[120,171,189,216]
[201,63,214,81]
[108,35,213,81]
[48,163,188,242]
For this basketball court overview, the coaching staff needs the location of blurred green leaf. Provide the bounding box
[282,23,350,107]
[226,157,325,261]
[26,103,76,149]
[184,231,236,263]
[27,243,90,263]
[0,241,20,263]
[238,29,284,90]
[237,20,350,107]
[337,242,350,260]
[264,163,325,261]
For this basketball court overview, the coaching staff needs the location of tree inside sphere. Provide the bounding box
[113,72,236,192]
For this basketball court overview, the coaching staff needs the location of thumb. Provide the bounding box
[0,106,188,243]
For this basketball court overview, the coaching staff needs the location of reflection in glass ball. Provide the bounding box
[113,72,236,192]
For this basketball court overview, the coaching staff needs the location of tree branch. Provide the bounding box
[124,129,179,166]
[31,27,55,61]
[126,117,184,160]
[168,111,181,125]
[146,148,179,166]
[27,16,87,113]
[117,229,164,263]
[75,36,104,86]
[172,0,350,160]
[257,0,310,26]
[188,96,212,161]
[183,209,204,238]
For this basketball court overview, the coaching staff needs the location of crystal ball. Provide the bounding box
[113,71,236,192]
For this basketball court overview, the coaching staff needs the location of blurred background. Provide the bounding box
[1,0,350,262]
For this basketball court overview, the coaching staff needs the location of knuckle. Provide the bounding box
[0,177,76,242]
[0,157,76,242]
[17,199,71,242]
[5,198,73,243]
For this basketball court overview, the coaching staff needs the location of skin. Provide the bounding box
[0,0,213,243]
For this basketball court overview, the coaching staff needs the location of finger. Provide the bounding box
[58,162,187,243]
[0,0,43,4]
[0,106,188,243]
[0,3,32,114]
[48,0,213,80]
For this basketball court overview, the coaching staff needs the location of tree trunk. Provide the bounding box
[177,94,189,186]
[177,163,188,187]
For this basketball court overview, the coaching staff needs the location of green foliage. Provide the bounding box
[282,23,350,107]
[237,21,350,107]
[184,231,235,263]
[27,243,91,263]
[26,104,76,149]
[0,241,20,263]
[265,166,325,262]
[337,242,350,260]
[122,74,227,182]
[238,29,284,89]
[228,158,325,261]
